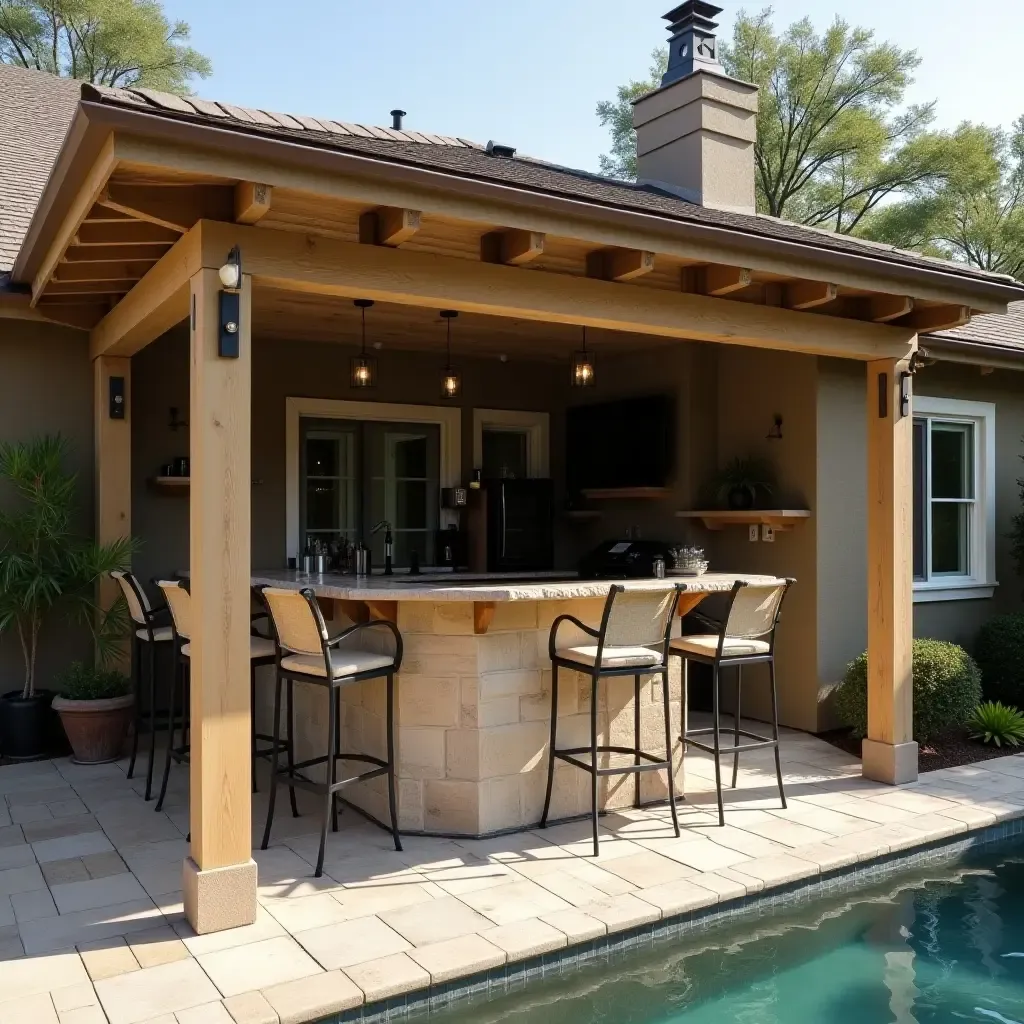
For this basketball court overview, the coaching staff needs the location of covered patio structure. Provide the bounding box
[9,81,1020,936]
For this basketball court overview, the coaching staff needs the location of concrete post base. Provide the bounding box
[183,857,258,934]
[861,738,918,785]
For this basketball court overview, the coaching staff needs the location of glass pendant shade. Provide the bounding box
[571,328,595,387]
[350,299,377,388]
[439,309,461,400]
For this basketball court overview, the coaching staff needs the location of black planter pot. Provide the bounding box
[0,690,62,761]
[727,486,755,511]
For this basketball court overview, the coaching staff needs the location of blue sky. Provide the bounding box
[168,0,1024,173]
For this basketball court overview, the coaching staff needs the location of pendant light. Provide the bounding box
[571,326,595,387]
[439,309,461,399]
[350,299,377,388]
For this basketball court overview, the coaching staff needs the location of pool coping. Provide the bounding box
[325,813,1024,1023]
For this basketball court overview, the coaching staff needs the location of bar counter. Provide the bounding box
[251,569,783,836]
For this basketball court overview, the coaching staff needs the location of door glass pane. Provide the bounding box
[301,425,357,550]
[912,420,926,581]
[306,479,339,531]
[482,429,529,479]
[931,501,969,575]
[931,422,973,499]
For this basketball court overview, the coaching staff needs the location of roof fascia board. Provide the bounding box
[923,336,1024,371]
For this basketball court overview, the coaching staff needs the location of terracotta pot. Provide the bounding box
[51,694,134,764]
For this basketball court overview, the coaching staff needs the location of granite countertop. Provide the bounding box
[248,569,784,603]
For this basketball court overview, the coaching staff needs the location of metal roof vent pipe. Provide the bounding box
[391,109,407,131]
[631,2,759,214]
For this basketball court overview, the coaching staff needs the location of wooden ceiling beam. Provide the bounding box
[698,265,752,296]
[864,295,914,323]
[783,280,838,310]
[35,305,108,330]
[82,207,135,224]
[46,280,136,296]
[358,207,422,247]
[586,247,655,282]
[96,183,233,233]
[480,229,546,265]
[64,244,170,264]
[234,181,272,225]
[53,260,155,283]
[74,221,182,247]
[901,304,972,333]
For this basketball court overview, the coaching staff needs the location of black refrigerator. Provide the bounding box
[482,479,554,572]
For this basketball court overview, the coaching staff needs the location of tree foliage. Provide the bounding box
[597,8,958,234]
[0,0,210,92]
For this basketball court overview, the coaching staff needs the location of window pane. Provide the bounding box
[306,480,338,531]
[482,429,529,479]
[396,481,427,529]
[394,436,427,479]
[931,423,973,499]
[913,420,926,580]
[306,436,340,478]
[931,501,969,575]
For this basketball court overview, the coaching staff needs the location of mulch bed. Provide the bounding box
[820,727,1016,773]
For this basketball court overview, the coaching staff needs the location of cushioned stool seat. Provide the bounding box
[556,645,662,668]
[670,635,770,658]
[280,650,394,679]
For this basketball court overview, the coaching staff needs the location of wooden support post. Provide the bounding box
[473,601,495,635]
[93,355,131,670]
[863,356,917,785]
[183,267,257,933]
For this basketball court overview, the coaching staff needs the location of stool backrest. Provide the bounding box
[157,580,192,640]
[724,580,793,640]
[111,570,151,625]
[601,587,680,648]
[261,587,327,656]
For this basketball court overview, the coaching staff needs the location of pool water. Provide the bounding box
[440,844,1024,1024]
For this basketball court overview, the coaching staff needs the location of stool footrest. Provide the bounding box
[554,745,672,778]
[683,729,778,756]
[272,751,390,797]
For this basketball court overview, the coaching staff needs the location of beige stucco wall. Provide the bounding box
[0,320,96,691]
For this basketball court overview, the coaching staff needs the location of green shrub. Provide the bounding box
[834,638,981,743]
[975,614,1024,705]
[968,701,1024,747]
[56,662,131,701]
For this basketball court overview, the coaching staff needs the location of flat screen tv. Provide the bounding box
[566,395,675,492]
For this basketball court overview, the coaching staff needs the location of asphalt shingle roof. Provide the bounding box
[0,64,81,273]
[933,301,1024,353]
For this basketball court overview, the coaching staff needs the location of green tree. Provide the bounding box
[597,8,956,234]
[863,119,1024,279]
[0,0,210,92]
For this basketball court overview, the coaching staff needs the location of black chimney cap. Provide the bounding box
[663,1,722,31]
[660,1,724,86]
[390,108,407,130]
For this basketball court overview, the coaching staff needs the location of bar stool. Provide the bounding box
[258,586,403,877]
[111,571,173,801]
[153,580,294,814]
[670,579,794,827]
[540,584,683,857]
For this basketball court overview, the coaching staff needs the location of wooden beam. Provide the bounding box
[233,181,272,225]
[358,207,421,247]
[365,600,398,622]
[864,295,914,323]
[196,221,917,361]
[54,260,156,283]
[473,602,496,635]
[94,356,131,670]
[64,244,170,264]
[587,247,655,282]
[783,280,837,310]
[863,357,916,785]
[31,136,117,305]
[36,305,106,330]
[83,207,135,224]
[902,304,971,333]
[699,265,752,296]
[480,229,546,265]
[96,183,233,234]
[75,221,182,247]
[184,266,257,933]
[89,226,200,359]
[46,280,137,296]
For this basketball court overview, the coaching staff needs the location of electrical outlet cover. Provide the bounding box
[762,524,775,543]
[748,524,759,542]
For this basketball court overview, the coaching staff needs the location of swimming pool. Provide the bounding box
[436,842,1024,1024]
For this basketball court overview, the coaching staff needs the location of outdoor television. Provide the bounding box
[566,395,675,492]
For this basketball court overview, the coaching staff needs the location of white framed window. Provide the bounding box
[912,396,996,603]
[471,409,549,478]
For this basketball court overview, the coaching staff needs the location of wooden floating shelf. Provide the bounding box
[581,487,670,500]
[675,510,811,532]
[148,476,190,494]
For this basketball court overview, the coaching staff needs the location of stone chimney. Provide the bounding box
[632,2,758,214]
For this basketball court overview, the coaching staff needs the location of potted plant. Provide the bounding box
[0,436,133,760]
[713,456,776,510]
[52,663,134,763]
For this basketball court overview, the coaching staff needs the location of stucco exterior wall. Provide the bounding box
[0,320,95,691]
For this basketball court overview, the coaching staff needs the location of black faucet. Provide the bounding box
[372,520,394,575]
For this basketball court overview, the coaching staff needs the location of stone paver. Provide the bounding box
[0,733,1020,1024]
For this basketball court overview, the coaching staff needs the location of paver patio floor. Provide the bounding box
[0,721,1023,1023]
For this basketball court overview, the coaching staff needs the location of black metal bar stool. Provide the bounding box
[540,583,684,857]
[153,580,297,815]
[670,578,794,826]
[111,571,173,801]
[258,586,403,877]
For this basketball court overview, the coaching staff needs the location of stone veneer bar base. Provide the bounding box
[182,856,258,934]
[320,816,1024,1024]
